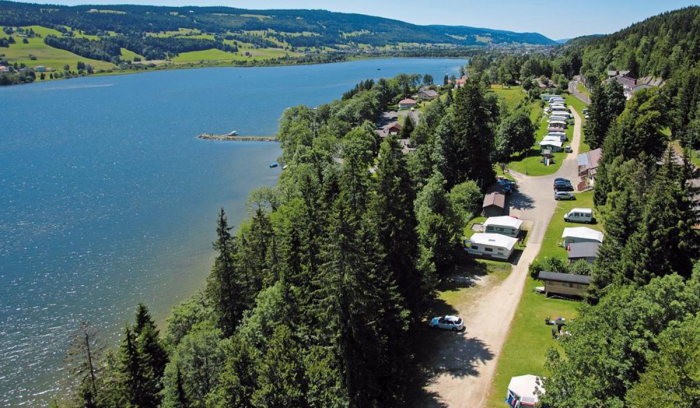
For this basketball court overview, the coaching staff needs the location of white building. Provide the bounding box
[465,233,518,260]
[539,139,563,152]
[562,227,604,246]
[484,216,523,237]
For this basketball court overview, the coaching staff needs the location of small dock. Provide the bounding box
[198,133,278,142]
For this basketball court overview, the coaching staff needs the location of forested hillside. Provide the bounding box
[0,1,555,49]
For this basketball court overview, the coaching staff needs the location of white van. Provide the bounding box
[564,208,593,223]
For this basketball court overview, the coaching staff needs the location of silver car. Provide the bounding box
[555,191,575,200]
[429,315,465,331]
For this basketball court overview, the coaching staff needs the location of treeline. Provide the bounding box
[44,35,239,63]
[62,72,542,407]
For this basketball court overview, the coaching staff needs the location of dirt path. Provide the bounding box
[419,108,583,407]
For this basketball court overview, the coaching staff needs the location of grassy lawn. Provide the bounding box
[536,191,603,263]
[486,275,580,408]
[489,85,527,111]
[463,216,487,240]
[565,95,591,153]
[0,26,115,72]
[507,103,568,176]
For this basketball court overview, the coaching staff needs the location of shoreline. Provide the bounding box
[2,54,474,88]
[198,134,279,142]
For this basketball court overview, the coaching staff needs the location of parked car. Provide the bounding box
[497,178,517,193]
[555,191,576,200]
[429,315,465,331]
[555,183,574,192]
[564,145,573,153]
[554,177,570,185]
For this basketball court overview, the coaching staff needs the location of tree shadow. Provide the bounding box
[508,190,535,211]
[409,326,496,407]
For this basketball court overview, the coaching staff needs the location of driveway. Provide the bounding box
[569,77,591,105]
[418,108,583,407]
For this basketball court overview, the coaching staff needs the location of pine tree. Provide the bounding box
[174,366,189,408]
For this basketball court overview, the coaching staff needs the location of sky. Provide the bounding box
[9,0,700,39]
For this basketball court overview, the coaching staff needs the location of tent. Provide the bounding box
[505,375,544,407]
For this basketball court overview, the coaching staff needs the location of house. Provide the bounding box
[567,242,601,264]
[562,227,604,246]
[577,148,602,186]
[398,98,417,110]
[454,76,467,88]
[505,375,544,408]
[416,89,439,101]
[465,233,517,260]
[482,191,506,217]
[538,271,591,297]
[0,65,9,73]
[607,70,631,78]
[483,216,523,237]
[386,122,402,136]
[34,66,46,72]
[539,139,563,152]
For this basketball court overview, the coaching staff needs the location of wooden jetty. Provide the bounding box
[198,133,279,142]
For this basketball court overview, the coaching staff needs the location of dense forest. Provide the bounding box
[57,62,549,406]
[0,1,555,49]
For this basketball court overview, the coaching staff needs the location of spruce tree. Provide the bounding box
[118,325,152,407]
[438,79,495,189]
[206,208,244,336]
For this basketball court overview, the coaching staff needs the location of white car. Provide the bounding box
[429,315,465,331]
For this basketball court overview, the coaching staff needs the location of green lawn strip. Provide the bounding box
[485,276,580,408]
[565,95,590,153]
[536,191,603,263]
[576,82,589,98]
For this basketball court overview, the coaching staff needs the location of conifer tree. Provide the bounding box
[371,136,423,318]
[206,208,244,336]
[437,79,495,189]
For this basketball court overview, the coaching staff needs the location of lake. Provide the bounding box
[0,58,466,405]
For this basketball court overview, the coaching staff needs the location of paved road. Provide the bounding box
[420,108,583,407]
[569,77,591,105]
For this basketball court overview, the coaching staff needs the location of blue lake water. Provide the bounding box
[0,58,465,405]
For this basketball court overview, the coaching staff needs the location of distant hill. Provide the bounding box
[0,1,556,48]
[563,7,700,78]
[556,39,570,44]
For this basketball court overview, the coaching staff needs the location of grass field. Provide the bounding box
[0,25,115,72]
[120,48,144,61]
[171,48,239,62]
[490,85,527,111]
[536,191,603,263]
[485,274,580,407]
[565,95,590,153]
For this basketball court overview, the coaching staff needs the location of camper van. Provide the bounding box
[551,111,573,119]
[564,208,593,223]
